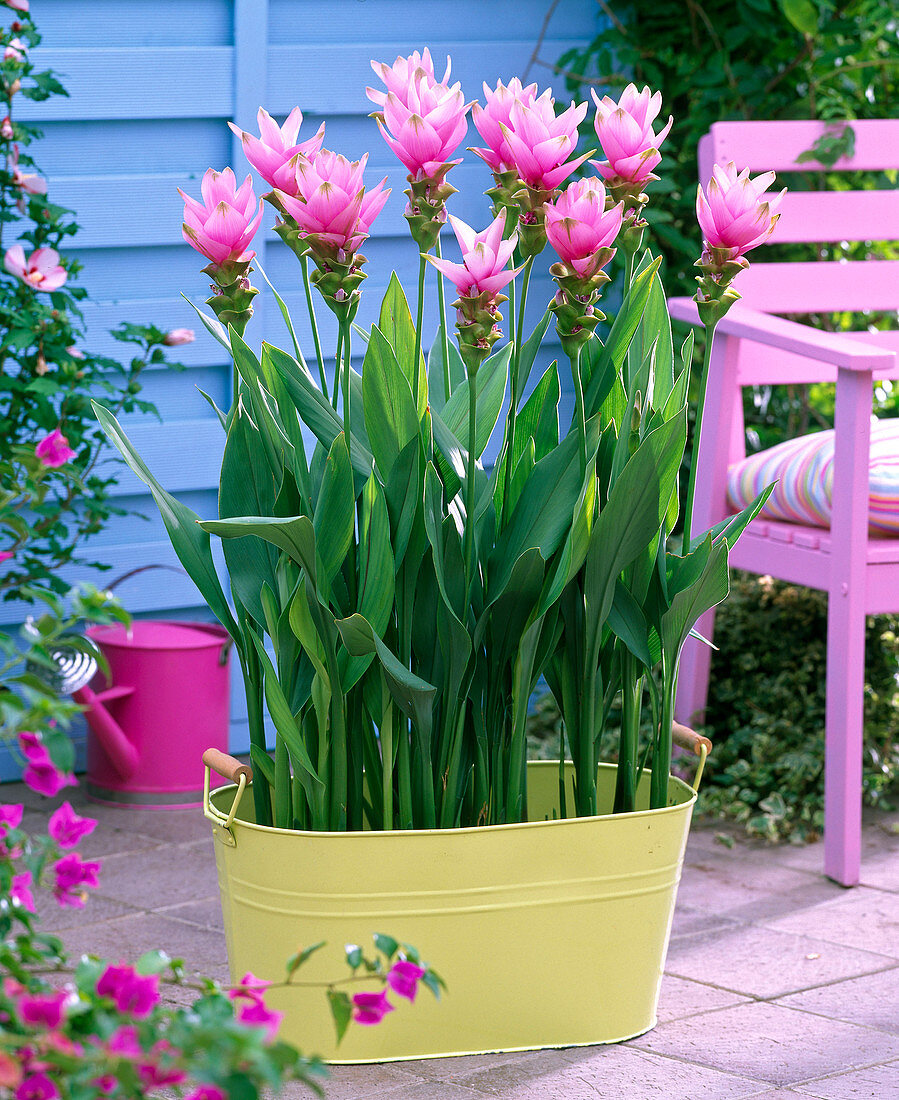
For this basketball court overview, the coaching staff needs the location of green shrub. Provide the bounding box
[700,572,899,841]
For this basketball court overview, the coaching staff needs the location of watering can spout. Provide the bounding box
[73,683,139,780]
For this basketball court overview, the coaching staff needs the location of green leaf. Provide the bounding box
[661,538,730,663]
[180,293,231,353]
[608,579,657,668]
[91,402,238,641]
[250,744,276,788]
[256,260,306,364]
[287,940,326,976]
[379,272,426,418]
[200,515,317,580]
[442,342,510,459]
[328,989,353,1044]
[373,933,399,959]
[516,308,552,395]
[313,433,355,591]
[134,950,171,976]
[427,324,466,414]
[362,324,420,479]
[345,943,363,970]
[219,408,280,626]
[196,387,227,430]
[780,0,817,36]
[358,472,395,637]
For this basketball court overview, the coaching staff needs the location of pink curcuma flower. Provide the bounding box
[163,327,195,346]
[275,149,389,255]
[494,90,591,193]
[590,84,673,185]
[11,871,35,912]
[229,106,325,194]
[48,801,97,849]
[4,245,66,292]
[52,852,101,908]
[470,77,539,173]
[696,161,785,258]
[386,959,425,1003]
[351,990,394,1026]
[96,963,160,1018]
[545,177,624,277]
[367,50,469,179]
[425,211,521,298]
[35,429,76,469]
[179,167,264,267]
[17,990,68,1030]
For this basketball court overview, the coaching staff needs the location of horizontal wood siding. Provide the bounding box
[1,0,599,775]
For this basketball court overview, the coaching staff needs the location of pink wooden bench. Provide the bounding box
[672,119,899,886]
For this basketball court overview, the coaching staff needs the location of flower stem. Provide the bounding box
[332,325,343,411]
[300,253,328,400]
[571,344,587,477]
[682,319,718,553]
[500,255,535,527]
[463,368,478,604]
[413,253,426,410]
[434,234,451,403]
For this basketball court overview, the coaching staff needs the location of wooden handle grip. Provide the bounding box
[203,748,253,784]
[672,722,712,757]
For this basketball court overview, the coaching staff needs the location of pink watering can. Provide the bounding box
[72,620,231,808]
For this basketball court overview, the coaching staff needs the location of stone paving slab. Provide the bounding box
[764,884,899,957]
[630,1001,899,1088]
[793,1059,899,1098]
[775,965,899,1034]
[665,922,896,998]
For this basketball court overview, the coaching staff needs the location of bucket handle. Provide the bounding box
[672,723,712,792]
[203,749,253,844]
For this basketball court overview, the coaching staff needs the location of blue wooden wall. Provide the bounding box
[3,0,601,769]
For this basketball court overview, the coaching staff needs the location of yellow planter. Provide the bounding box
[205,761,699,1063]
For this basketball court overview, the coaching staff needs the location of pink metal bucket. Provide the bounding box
[74,620,231,808]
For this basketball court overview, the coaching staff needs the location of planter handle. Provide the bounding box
[672,723,712,792]
[202,749,253,845]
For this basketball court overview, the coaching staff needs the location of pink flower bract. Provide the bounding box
[235,998,283,1042]
[351,990,394,1026]
[275,149,389,255]
[0,803,23,830]
[179,168,264,266]
[425,211,520,298]
[544,177,624,277]
[11,871,34,913]
[35,428,76,469]
[17,990,68,1030]
[696,161,785,257]
[229,107,325,194]
[471,78,539,173]
[494,89,590,192]
[591,83,673,184]
[4,245,66,292]
[367,49,469,179]
[53,852,101,908]
[97,964,160,1018]
[48,801,97,849]
[386,959,425,1002]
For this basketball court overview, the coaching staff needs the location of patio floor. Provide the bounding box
[13,779,899,1099]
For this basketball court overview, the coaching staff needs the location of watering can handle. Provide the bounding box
[672,722,712,792]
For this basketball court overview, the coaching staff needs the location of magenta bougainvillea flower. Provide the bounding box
[386,960,426,1002]
[234,998,283,1042]
[696,161,784,258]
[35,429,76,469]
[17,990,68,1030]
[18,730,77,795]
[275,149,389,254]
[0,803,23,830]
[96,964,160,1018]
[48,801,97,849]
[351,990,395,1026]
[4,245,67,291]
[229,107,325,194]
[179,168,264,266]
[591,84,673,185]
[367,49,469,179]
[425,211,520,297]
[11,870,35,913]
[544,177,624,278]
[52,852,102,908]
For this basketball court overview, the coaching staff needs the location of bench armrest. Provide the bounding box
[668,298,896,373]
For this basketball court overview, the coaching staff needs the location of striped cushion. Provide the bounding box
[726,419,899,534]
